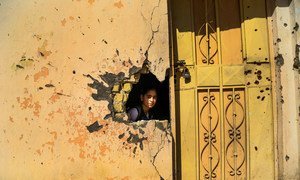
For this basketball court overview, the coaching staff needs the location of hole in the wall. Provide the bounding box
[86,61,171,126]
[285,155,289,161]
[277,38,281,43]
[124,71,170,122]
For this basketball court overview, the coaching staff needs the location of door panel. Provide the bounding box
[176,89,197,180]
[222,65,245,86]
[194,0,219,65]
[172,0,275,179]
[219,0,243,65]
[174,0,195,66]
[248,87,274,179]
[198,89,221,179]
[197,66,220,87]
[243,0,269,63]
[223,88,247,179]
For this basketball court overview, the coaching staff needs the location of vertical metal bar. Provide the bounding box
[207,89,212,180]
[245,86,250,180]
[239,0,247,60]
[205,0,210,65]
[196,89,200,180]
[167,1,178,179]
[190,0,199,179]
[194,88,199,180]
[215,0,224,179]
[233,88,237,180]
[239,0,250,179]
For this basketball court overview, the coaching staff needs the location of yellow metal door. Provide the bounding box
[172,0,275,179]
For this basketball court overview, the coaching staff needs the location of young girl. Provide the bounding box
[127,86,158,122]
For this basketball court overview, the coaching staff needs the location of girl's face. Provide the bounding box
[140,89,157,109]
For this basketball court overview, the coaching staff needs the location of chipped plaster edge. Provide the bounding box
[272,0,300,179]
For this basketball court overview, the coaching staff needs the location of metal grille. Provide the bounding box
[195,0,247,179]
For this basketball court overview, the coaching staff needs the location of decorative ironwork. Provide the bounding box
[195,0,247,179]
[225,90,246,178]
[198,24,218,65]
[200,92,220,179]
[197,0,218,65]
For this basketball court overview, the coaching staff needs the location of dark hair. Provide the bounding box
[125,72,160,112]
[140,85,158,96]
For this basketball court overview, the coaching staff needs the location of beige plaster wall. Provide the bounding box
[273,0,300,179]
[0,0,171,179]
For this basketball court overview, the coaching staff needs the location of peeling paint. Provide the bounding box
[293,22,299,31]
[293,44,300,71]
[34,67,49,82]
[38,40,52,58]
[14,56,34,70]
[88,0,95,5]
[127,130,147,150]
[86,121,103,133]
[45,84,55,88]
[114,0,124,9]
[61,18,67,26]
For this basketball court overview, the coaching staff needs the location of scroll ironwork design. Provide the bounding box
[197,0,218,65]
[198,24,218,65]
[225,92,246,177]
[200,93,220,179]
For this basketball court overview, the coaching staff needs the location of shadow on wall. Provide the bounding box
[172,0,293,33]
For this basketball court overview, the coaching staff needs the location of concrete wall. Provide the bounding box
[0,0,172,179]
[272,0,300,179]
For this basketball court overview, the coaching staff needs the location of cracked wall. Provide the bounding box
[0,0,172,179]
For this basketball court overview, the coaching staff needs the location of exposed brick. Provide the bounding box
[123,93,129,102]
[114,93,123,102]
[112,84,120,93]
[113,93,124,112]
[113,102,124,113]
[123,83,132,92]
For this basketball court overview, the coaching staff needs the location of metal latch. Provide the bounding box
[175,60,191,80]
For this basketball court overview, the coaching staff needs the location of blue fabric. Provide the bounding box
[128,105,155,122]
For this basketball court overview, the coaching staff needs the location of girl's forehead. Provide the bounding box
[146,89,157,95]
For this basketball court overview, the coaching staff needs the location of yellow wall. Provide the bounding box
[0,0,171,179]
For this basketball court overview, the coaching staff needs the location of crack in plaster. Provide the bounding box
[82,2,171,175]
[149,132,165,180]
[119,120,172,179]
[148,121,172,180]
[141,0,162,62]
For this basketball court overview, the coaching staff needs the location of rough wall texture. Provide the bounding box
[0,0,171,179]
[273,0,300,179]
